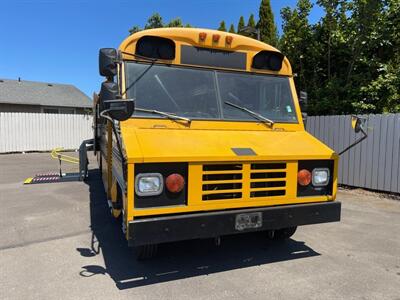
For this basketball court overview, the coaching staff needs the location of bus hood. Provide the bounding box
[122,128,336,163]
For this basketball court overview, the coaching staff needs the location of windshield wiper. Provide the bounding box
[224,101,274,128]
[135,107,191,124]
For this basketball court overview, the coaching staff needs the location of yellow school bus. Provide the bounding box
[94,27,341,259]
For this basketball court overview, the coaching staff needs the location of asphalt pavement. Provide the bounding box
[0,152,399,300]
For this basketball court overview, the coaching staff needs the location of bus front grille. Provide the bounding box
[201,162,287,201]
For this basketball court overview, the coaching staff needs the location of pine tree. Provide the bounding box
[218,21,227,32]
[229,24,235,33]
[237,16,245,35]
[258,0,278,46]
[241,14,257,38]
[247,14,256,29]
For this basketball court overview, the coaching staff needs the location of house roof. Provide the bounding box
[0,79,92,108]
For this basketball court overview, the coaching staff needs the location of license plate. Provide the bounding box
[235,212,262,231]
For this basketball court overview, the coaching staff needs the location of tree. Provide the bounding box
[229,24,235,33]
[280,0,399,115]
[237,16,245,35]
[241,14,257,38]
[247,14,256,29]
[167,17,184,27]
[128,25,141,35]
[258,0,278,46]
[129,14,191,35]
[144,13,163,29]
[218,20,227,31]
[280,0,314,100]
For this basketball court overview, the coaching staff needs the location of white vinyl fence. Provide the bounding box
[0,112,92,153]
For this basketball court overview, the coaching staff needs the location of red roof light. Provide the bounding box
[199,32,207,41]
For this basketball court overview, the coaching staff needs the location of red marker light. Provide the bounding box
[165,173,185,193]
[199,32,207,41]
[212,34,220,42]
[225,36,233,44]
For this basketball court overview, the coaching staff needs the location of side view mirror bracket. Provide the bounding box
[338,115,368,155]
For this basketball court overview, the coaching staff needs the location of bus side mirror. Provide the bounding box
[99,81,119,112]
[299,91,308,112]
[99,48,120,79]
[351,115,365,133]
[99,82,134,121]
[338,115,368,155]
[100,81,120,102]
[104,100,135,121]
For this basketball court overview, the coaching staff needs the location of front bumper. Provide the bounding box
[128,201,341,246]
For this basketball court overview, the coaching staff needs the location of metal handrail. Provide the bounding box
[51,148,79,164]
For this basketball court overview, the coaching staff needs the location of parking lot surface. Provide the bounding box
[0,152,399,300]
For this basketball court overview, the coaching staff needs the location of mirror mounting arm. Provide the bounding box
[338,116,368,156]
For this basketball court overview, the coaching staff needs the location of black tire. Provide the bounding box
[272,226,297,240]
[134,244,158,260]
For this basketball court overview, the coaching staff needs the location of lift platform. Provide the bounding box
[24,139,93,185]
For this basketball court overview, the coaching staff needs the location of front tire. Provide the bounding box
[272,226,297,240]
[134,244,158,260]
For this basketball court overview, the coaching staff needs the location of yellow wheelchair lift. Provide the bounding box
[24,139,93,185]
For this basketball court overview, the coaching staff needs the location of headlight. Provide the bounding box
[312,168,330,186]
[135,173,163,196]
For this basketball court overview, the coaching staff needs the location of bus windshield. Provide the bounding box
[125,62,298,123]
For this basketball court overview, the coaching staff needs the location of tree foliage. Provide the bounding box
[258,0,278,46]
[218,20,227,31]
[240,14,257,37]
[229,24,235,33]
[167,17,184,27]
[129,13,190,34]
[280,0,400,115]
[247,14,256,28]
[144,13,164,29]
[128,25,141,35]
[237,16,245,34]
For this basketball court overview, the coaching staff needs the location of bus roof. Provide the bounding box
[119,27,292,76]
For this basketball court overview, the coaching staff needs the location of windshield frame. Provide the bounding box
[124,61,299,124]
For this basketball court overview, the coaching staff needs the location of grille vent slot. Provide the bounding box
[201,162,287,201]
[202,164,243,201]
[250,162,287,199]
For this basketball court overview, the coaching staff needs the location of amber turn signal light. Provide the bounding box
[165,173,185,193]
[297,169,312,186]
